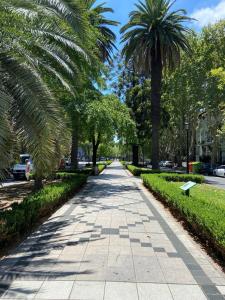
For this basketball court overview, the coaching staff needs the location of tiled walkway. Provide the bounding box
[1,162,225,299]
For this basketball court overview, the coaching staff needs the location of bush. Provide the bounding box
[126,164,160,176]
[0,174,87,246]
[142,173,225,251]
[106,160,113,165]
[55,168,92,179]
[98,164,106,173]
[159,173,204,184]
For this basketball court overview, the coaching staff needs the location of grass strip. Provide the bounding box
[142,173,225,257]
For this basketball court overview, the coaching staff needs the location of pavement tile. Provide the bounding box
[168,284,207,300]
[69,281,105,299]
[35,281,73,299]
[104,282,138,300]
[137,283,173,300]
[1,281,43,299]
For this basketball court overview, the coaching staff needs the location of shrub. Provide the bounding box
[106,160,113,165]
[0,174,87,246]
[126,164,160,176]
[159,173,204,184]
[55,168,92,179]
[98,164,106,173]
[142,174,225,251]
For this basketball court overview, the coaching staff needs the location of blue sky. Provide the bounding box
[97,0,225,45]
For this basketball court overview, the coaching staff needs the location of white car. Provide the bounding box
[12,154,33,180]
[214,165,225,177]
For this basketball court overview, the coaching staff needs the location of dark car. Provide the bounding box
[199,163,214,175]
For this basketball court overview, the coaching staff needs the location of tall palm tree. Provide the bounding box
[84,0,119,63]
[121,0,192,169]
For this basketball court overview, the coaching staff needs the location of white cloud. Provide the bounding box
[191,0,225,27]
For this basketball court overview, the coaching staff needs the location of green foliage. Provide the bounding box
[56,170,92,179]
[83,94,136,143]
[142,174,225,248]
[161,21,225,164]
[82,0,119,63]
[126,164,204,182]
[120,0,193,73]
[126,165,160,176]
[97,164,106,173]
[0,174,87,246]
[159,173,204,184]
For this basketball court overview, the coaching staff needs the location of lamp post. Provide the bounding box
[185,121,189,174]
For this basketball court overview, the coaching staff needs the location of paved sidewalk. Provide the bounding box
[0,162,225,299]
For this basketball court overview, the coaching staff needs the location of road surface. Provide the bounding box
[205,175,225,190]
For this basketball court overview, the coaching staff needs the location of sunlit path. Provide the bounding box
[0,162,225,299]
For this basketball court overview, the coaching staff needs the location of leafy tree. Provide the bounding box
[121,0,192,169]
[67,0,118,169]
[161,21,225,165]
[81,94,136,169]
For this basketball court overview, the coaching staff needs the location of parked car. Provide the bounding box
[163,161,174,168]
[12,154,33,180]
[159,161,166,167]
[213,165,225,177]
[199,163,214,175]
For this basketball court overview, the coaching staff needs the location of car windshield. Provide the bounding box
[20,156,30,164]
[218,166,225,169]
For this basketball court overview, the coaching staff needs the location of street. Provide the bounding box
[205,175,225,190]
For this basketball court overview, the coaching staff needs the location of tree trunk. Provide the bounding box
[92,141,97,167]
[92,134,101,167]
[151,43,162,170]
[71,121,79,170]
[34,177,43,191]
[132,144,139,166]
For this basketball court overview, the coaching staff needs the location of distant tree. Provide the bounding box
[82,94,136,170]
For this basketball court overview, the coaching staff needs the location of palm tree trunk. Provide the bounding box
[151,45,162,170]
[34,177,43,191]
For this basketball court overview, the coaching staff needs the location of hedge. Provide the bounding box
[0,173,87,246]
[126,164,160,176]
[98,164,106,173]
[159,173,204,184]
[142,173,225,254]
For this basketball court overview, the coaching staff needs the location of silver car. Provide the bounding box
[214,165,225,177]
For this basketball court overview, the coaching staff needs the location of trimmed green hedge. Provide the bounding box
[98,164,106,173]
[57,168,92,176]
[0,174,87,246]
[159,173,204,184]
[126,164,160,176]
[142,173,225,250]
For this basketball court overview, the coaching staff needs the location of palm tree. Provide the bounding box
[84,0,119,63]
[121,0,192,169]
[0,0,91,187]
